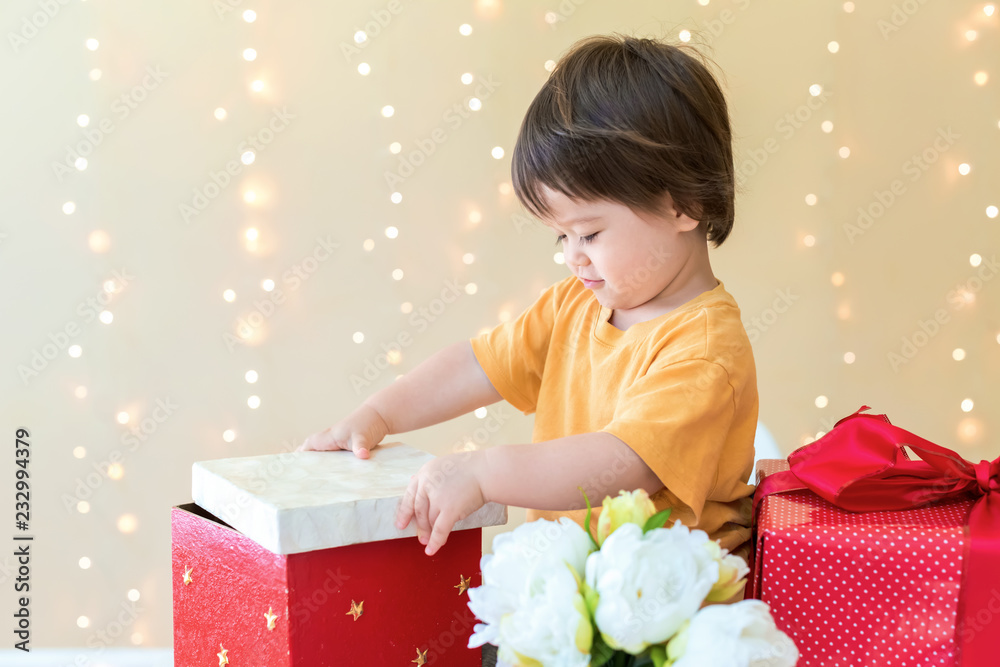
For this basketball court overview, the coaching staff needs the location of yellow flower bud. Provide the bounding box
[596,489,656,546]
[704,541,750,603]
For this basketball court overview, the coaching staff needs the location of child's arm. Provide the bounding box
[298,340,503,456]
[395,431,663,556]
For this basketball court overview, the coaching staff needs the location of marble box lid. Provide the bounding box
[191,443,508,555]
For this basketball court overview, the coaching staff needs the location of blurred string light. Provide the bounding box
[459,23,473,35]
[358,63,371,75]
[118,514,137,533]
[88,230,110,253]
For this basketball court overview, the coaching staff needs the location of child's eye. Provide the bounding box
[554,233,598,246]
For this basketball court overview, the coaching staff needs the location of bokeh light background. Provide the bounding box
[0,0,997,653]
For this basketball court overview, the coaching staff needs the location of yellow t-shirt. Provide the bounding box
[469,274,758,553]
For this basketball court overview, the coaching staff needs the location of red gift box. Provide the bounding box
[748,458,974,666]
[747,407,1000,667]
[171,445,507,666]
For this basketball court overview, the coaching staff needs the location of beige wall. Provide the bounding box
[0,0,996,650]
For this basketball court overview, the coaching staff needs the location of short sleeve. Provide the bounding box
[469,281,562,415]
[601,359,736,522]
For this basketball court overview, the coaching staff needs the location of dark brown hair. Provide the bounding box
[512,34,735,246]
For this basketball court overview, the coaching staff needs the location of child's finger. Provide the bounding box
[395,477,416,529]
[351,434,372,459]
[413,482,432,545]
[300,429,342,452]
[426,512,456,557]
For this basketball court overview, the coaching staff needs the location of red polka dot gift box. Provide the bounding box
[746,406,1000,667]
[172,443,507,666]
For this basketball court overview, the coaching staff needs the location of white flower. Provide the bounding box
[468,517,594,649]
[496,562,592,667]
[667,599,798,667]
[584,521,719,654]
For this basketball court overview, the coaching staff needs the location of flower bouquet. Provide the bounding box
[467,490,798,667]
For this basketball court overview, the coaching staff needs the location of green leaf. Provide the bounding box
[642,508,672,534]
[649,645,668,667]
[579,486,600,550]
[589,633,615,667]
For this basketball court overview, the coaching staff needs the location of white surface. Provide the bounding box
[192,442,507,554]
[750,421,784,481]
[0,649,171,666]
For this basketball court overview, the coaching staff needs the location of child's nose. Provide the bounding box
[565,245,590,268]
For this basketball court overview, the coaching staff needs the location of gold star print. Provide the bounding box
[217,644,229,666]
[411,648,428,665]
[346,599,364,621]
[182,566,193,585]
[264,606,278,631]
[454,574,471,595]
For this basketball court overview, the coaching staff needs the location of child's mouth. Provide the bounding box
[581,278,604,288]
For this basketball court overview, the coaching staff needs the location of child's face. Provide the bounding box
[538,184,704,313]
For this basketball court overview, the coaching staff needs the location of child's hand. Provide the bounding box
[297,404,390,458]
[395,451,487,556]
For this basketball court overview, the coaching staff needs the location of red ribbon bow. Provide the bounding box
[754,406,1000,667]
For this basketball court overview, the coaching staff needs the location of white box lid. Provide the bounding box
[192,443,507,555]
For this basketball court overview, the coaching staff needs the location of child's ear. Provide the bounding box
[659,193,702,234]
[672,210,702,234]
